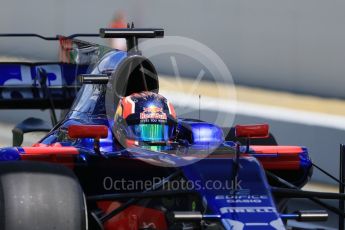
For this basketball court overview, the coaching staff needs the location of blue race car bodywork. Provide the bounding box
[0,29,314,230]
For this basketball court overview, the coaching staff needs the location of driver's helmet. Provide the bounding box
[114,91,177,147]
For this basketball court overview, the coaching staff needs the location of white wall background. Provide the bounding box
[0,0,344,97]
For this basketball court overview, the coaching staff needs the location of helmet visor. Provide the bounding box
[129,124,169,142]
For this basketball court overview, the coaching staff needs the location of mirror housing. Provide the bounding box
[68,125,108,139]
[235,124,269,153]
[68,125,108,155]
[12,117,51,146]
[235,124,269,139]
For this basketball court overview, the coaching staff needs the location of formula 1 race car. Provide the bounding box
[0,27,344,230]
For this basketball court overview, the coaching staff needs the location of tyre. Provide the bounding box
[0,161,87,230]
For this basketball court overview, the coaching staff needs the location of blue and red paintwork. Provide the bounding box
[0,50,312,230]
[0,124,311,230]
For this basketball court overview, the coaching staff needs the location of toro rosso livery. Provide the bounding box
[0,28,342,230]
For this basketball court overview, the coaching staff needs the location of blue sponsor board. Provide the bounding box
[0,63,88,87]
[0,63,89,108]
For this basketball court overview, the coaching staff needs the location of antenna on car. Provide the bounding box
[99,26,164,55]
[198,94,201,121]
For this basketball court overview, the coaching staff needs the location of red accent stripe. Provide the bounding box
[20,146,79,169]
[250,146,303,155]
[251,146,303,170]
[22,147,79,155]
[260,160,300,170]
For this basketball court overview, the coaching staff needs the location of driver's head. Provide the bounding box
[114,91,177,148]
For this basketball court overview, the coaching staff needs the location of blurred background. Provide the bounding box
[0,1,345,228]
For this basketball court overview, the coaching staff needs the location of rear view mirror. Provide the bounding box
[68,125,108,155]
[12,117,52,146]
[235,124,269,139]
[68,125,108,139]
